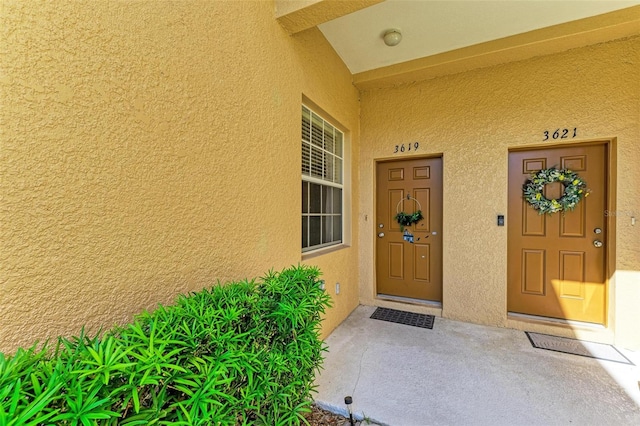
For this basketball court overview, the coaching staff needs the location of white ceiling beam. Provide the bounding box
[276,0,385,35]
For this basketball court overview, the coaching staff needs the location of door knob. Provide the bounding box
[378,232,385,238]
[593,239,603,248]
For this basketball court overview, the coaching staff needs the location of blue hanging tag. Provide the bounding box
[403,229,414,243]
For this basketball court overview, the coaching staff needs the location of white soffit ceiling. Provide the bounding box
[318,0,640,74]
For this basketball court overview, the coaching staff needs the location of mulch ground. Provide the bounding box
[304,404,355,426]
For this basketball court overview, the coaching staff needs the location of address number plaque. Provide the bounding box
[393,142,419,154]
[543,128,577,141]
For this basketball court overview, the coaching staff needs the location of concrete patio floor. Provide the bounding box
[314,305,640,426]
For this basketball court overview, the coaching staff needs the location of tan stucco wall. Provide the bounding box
[0,1,360,353]
[359,37,640,349]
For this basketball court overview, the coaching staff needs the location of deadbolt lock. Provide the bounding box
[594,228,602,234]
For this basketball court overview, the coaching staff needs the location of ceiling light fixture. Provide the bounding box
[383,29,402,47]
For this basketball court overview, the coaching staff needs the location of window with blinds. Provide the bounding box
[302,105,344,252]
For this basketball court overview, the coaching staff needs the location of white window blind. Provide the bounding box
[302,106,343,185]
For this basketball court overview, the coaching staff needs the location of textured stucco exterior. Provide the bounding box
[1,1,638,355]
[359,36,640,349]
[0,1,360,353]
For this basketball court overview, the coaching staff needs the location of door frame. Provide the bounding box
[373,154,445,306]
[506,138,616,327]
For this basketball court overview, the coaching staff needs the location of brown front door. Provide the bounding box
[376,157,443,301]
[507,143,607,324]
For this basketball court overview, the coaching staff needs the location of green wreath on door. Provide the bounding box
[395,196,423,231]
[523,167,589,215]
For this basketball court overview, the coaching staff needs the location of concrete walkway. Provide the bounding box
[314,305,640,426]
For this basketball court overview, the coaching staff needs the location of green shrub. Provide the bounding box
[0,265,332,425]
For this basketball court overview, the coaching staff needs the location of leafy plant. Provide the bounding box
[395,210,423,231]
[0,265,332,425]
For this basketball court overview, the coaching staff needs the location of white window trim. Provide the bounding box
[301,102,350,255]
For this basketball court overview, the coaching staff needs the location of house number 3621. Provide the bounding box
[394,142,420,153]
[543,128,577,141]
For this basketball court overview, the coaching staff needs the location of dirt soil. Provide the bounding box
[305,404,355,426]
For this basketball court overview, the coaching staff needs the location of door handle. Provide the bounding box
[593,239,603,248]
[378,232,385,238]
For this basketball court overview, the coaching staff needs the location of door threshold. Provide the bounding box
[377,294,442,308]
[508,312,606,330]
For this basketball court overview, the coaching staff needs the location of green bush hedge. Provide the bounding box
[0,265,332,425]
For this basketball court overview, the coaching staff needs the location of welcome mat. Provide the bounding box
[525,332,634,365]
[370,307,434,329]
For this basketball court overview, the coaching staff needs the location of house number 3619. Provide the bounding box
[394,142,420,153]
[543,128,577,141]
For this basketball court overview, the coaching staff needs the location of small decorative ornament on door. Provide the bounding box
[523,167,589,214]
[395,195,425,243]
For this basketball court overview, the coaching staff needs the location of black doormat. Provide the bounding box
[525,332,634,365]
[370,307,434,329]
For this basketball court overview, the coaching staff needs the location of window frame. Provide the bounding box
[301,104,345,254]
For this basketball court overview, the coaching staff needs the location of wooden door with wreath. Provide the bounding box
[375,157,442,301]
[507,143,607,324]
